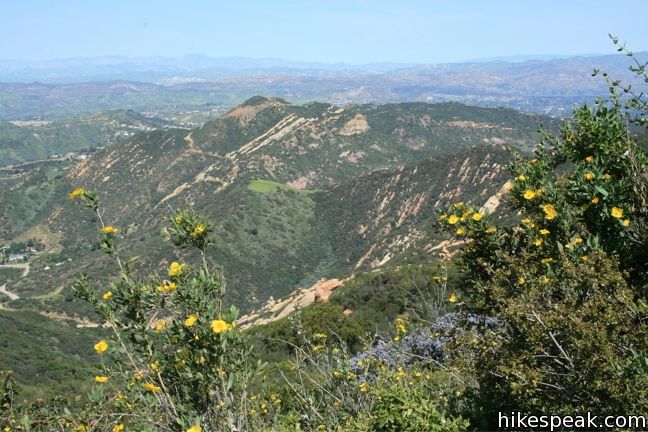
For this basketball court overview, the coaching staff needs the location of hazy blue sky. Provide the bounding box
[2,0,647,63]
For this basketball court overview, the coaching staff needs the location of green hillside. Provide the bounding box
[0,99,557,395]
[0,110,171,165]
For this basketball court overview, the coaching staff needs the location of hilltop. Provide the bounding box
[3,98,554,308]
[0,98,556,392]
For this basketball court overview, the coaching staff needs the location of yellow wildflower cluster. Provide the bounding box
[395,318,407,335]
[141,382,162,393]
[523,189,537,200]
[191,224,206,238]
[610,207,624,219]
[68,187,86,199]
[102,291,113,300]
[542,204,558,220]
[100,226,118,235]
[211,319,233,334]
[94,340,108,354]
[184,314,198,327]
[168,261,185,277]
[156,280,177,293]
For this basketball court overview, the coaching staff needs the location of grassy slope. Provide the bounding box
[0,309,102,398]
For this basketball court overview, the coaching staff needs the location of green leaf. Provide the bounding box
[594,186,609,197]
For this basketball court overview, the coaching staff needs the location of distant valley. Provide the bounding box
[1,52,646,123]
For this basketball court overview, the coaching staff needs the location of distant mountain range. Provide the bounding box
[1,52,645,83]
[1,52,645,121]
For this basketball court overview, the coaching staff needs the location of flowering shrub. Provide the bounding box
[266,317,469,432]
[64,191,265,431]
[437,64,648,427]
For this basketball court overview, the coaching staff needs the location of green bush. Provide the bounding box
[438,50,648,428]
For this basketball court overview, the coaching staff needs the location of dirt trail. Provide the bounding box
[0,262,30,277]
[0,263,30,300]
[0,284,19,300]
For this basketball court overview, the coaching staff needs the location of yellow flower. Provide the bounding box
[591,196,600,204]
[518,276,526,285]
[539,228,550,235]
[75,425,87,432]
[485,227,497,234]
[455,228,465,235]
[102,291,113,301]
[112,424,124,432]
[448,293,458,303]
[315,332,327,339]
[453,201,464,208]
[521,218,532,225]
[191,224,206,238]
[95,376,109,383]
[447,215,460,225]
[156,281,177,293]
[317,425,327,431]
[523,189,537,200]
[359,383,369,393]
[68,187,86,199]
[174,216,183,225]
[572,237,583,244]
[541,258,554,264]
[211,319,231,334]
[154,321,166,333]
[472,212,484,221]
[540,275,550,284]
[438,214,447,221]
[100,226,118,235]
[141,382,162,393]
[585,155,594,162]
[517,175,526,181]
[184,314,198,327]
[611,207,624,219]
[584,172,595,181]
[168,261,184,277]
[530,158,538,164]
[603,173,612,180]
[581,255,590,262]
[94,340,108,354]
[622,219,630,227]
[186,426,202,432]
[543,204,558,220]
[533,238,543,246]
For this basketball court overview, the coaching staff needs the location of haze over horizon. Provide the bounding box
[2,0,648,64]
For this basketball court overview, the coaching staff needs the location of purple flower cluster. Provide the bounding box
[350,312,499,374]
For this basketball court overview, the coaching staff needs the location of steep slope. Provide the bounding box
[5,99,552,314]
[316,145,512,272]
